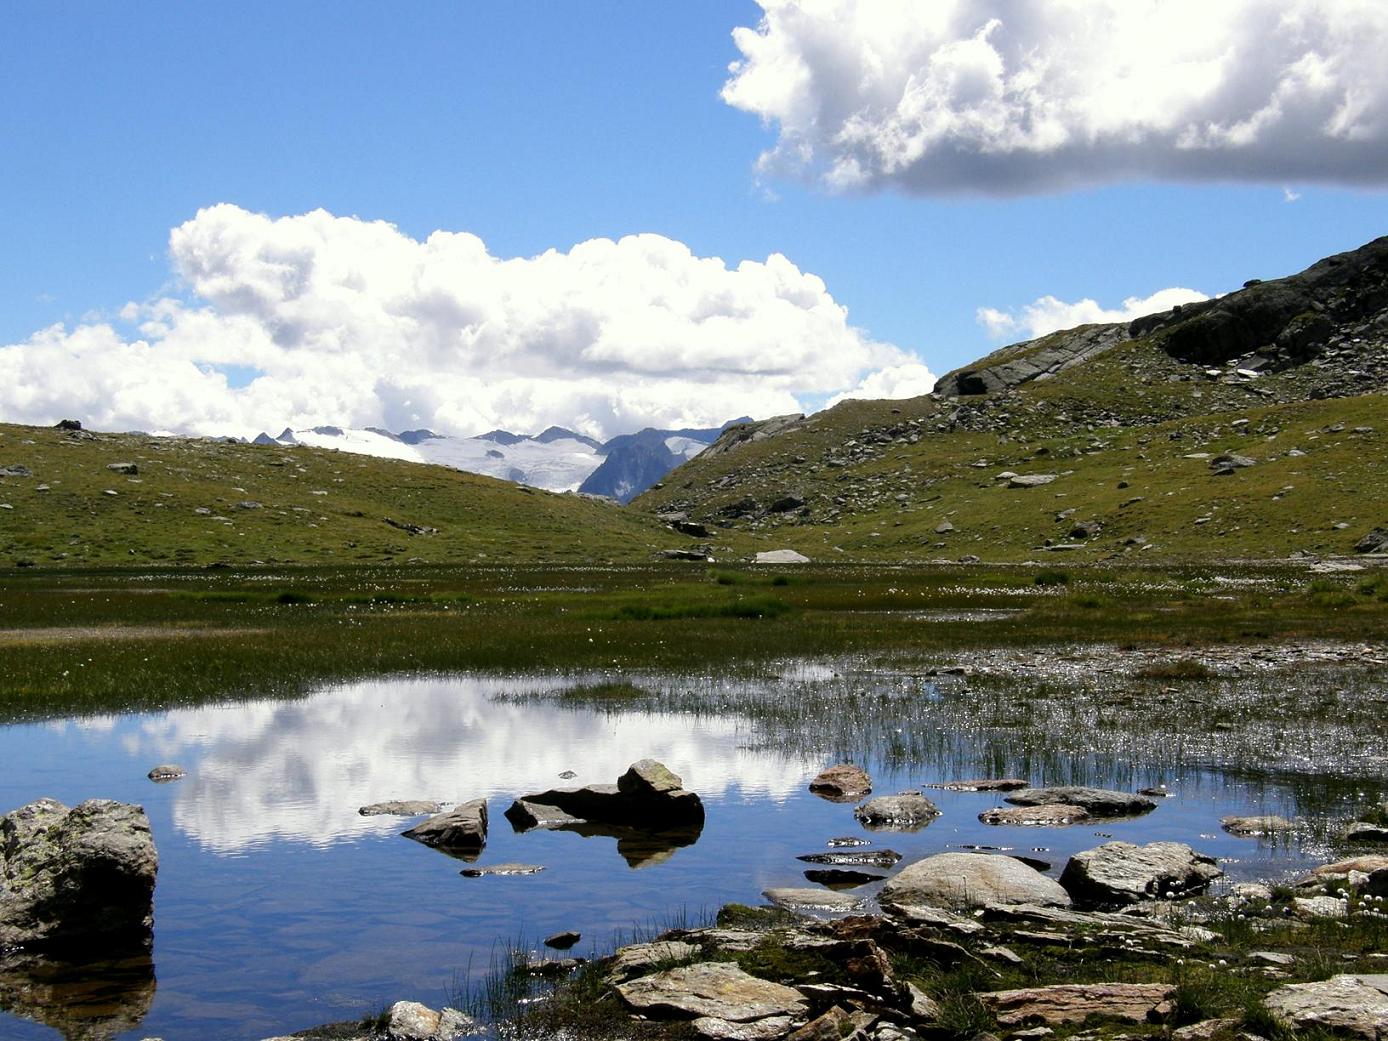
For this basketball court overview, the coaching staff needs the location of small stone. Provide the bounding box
[544,930,581,950]
[854,791,940,830]
[359,800,442,817]
[980,804,1089,827]
[809,764,872,801]
[1221,814,1296,836]
[146,764,185,782]
[458,863,543,877]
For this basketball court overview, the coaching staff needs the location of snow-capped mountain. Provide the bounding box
[251,420,746,502]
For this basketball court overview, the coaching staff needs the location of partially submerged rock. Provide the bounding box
[359,800,443,817]
[458,862,543,877]
[854,792,940,830]
[1059,841,1222,907]
[1263,975,1388,1039]
[803,868,885,889]
[928,778,1028,792]
[145,764,185,783]
[798,849,902,869]
[1221,814,1296,836]
[505,759,704,832]
[1005,787,1157,817]
[880,852,1070,912]
[0,798,158,953]
[809,764,872,802]
[616,962,808,1022]
[977,982,1174,1026]
[763,888,863,913]
[401,799,487,855]
[980,804,1089,827]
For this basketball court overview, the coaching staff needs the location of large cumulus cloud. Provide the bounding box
[978,286,1211,341]
[722,0,1388,194]
[0,205,931,439]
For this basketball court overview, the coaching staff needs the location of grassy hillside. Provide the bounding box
[0,423,688,567]
[633,236,1388,563]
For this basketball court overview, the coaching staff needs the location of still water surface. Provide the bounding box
[0,668,1334,1040]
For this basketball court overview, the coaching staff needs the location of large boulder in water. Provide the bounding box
[1060,842,1222,907]
[0,798,158,952]
[880,852,1070,911]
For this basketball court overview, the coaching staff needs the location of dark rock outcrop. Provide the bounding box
[506,760,704,832]
[401,799,488,855]
[1005,786,1157,817]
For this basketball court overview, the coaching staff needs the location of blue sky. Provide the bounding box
[3,2,1387,437]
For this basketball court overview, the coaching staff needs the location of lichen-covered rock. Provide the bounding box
[880,852,1070,911]
[1059,842,1222,907]
[607,940,701,982]
[0,798,158,952]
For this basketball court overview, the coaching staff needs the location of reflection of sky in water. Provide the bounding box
[0,670,1339,1041]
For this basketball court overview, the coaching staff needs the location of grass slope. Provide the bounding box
[0,424,689,567]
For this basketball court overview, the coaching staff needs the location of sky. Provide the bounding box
[3,1,1388,440]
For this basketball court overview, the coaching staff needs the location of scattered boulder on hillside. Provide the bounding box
[754,549,809,564]
[1005,787,1158,817]
[0,798,158,953]
[54,419,82,431]
[401,799,488,855]
[105,462,138,475]
[880,852,1071,911]
[1059,841,1222,907]
[0,465,31,477]
[505,759,705,833]
[1008,473,1057,488]
[808,764,871,802]
[1355,527,1388,553]
[854,792,940,830]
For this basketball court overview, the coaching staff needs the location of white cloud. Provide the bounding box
[978,287,1210,341]
[0,205,926,440]
[723,1,1388,194]
[824,361,936,409]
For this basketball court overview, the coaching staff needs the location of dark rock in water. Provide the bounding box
[1005,787,1157,817]
[459,863,543,877]
[808,764,872,802]
[1010,855,1052,872]
[358,800,442,817]
[1138,786,1172,798]
[505,761,705,867]
[1355,527,1388,554]
[544,930,581,950]
[1344,822,1388,843]
[146,764,185,782]
[0,798,158,953]
[1222,814,1296,836]
[402,799,487,855]
[803,868,886,890]
[825,836,871,847]
[854,791,940,830]
[1060,841,1223,907]
[798,849,902,868]
[508,761,704,831]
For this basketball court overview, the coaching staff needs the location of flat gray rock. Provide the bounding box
[692,1015,796,1040]
[607,940,701,982]
[616,962,808,1022]
[1264,975,1388,1039]
[1059,841,1222,907]
[980,804,1089,827]
[1221,814,1296,836]
[798,850,902,868]
[762,887,863,912]
[880,852,1071,911]
[977,983,1174,1026]
[459,863,544,877]
[1005,787,1157,817]
[146,764,185,782]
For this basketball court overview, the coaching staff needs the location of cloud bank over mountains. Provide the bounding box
[0,205,934,440]
[724,0,1388,194]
